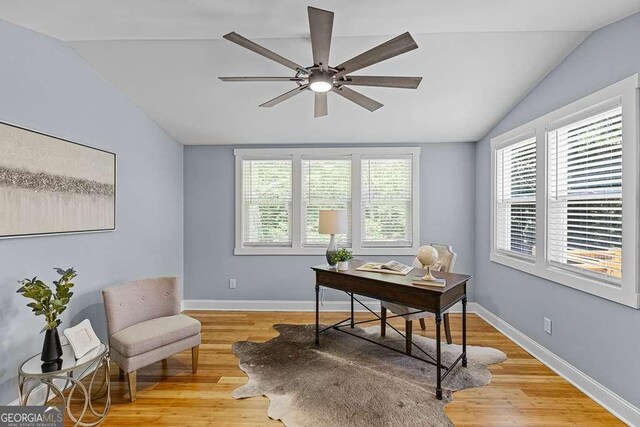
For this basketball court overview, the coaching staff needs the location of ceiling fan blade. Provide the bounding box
[314,92,328,117]
[219,77,305,82]
[260,85,308,108]
[339,76,422,89]
[332,86,383,112]
[335,32,418,77]
[308,6,334,71]
[223,32,308,73]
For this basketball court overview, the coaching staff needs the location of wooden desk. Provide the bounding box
[311,259,470,400]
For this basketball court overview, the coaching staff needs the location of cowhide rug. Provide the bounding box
[232,324,506,426]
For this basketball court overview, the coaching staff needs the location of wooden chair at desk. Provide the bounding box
[380,243,457,345]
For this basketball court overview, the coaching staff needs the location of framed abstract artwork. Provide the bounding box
[0,121,116,238]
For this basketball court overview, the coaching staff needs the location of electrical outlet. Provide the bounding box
[544,317,552,335]
[229,279,237,289]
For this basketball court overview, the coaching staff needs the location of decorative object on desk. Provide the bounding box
[356,260,413,276]
[411,245,446,287]
[16,267,77,364]
[318,209,347,268]
[0,121,116,239]
[64,319,101,359]
[331,248,353,271]
[232,324,506,426]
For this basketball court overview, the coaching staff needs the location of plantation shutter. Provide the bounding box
[302,157,352,247]
[361,156,413,247]
[242,158,292,246]
[547,106,623,282]
[495,137,537,257]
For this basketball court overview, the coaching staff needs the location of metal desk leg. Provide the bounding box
[350,293,354,328]
[462,296,468,367]
[315,283,320,346]
[435,313,442,400]
[405,320,412,355]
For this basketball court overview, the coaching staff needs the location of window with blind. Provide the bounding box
[547,106,623,283]
[302,157,351,247]
[495,137,536,258]
[241,158,292,246]
[235,147,420,255]
[361,157,413,247]
[490,74,639,308]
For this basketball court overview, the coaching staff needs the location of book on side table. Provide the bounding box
[356,261,413,276]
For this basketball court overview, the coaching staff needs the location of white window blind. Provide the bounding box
[361,156,413,247]
[495,137,537,257]
[302,157,352,247]
[241,158,292,246]
[547,106,623,282]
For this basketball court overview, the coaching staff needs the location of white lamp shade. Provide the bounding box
[319,210,347,234]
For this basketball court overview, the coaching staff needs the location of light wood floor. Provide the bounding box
[80,311,621,426]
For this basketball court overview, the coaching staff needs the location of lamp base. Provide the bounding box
[326,234,338,268]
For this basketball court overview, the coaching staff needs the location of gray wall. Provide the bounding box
[0,20,184,404]
[475,12,640,407]
[184,143,476,302]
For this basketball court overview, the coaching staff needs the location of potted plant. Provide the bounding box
[332,248,353,271]
[17,268,76,364]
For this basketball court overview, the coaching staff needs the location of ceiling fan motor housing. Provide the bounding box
[309,72,333,92]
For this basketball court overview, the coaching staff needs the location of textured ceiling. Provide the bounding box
[0,0,638,144]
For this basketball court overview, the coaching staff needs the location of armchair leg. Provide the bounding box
[191,346,200,374]
[444,313,453,344]
[419,318,426,330]
[380,306,387,337]
[127,371,137,402]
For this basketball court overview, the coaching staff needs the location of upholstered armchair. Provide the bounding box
[381,244,457,345]
[102,277,201,402]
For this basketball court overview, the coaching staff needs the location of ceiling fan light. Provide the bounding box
[309,73,333,92]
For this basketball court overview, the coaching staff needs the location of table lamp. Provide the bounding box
[319,209,347,268]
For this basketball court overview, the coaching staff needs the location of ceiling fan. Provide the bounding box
[219,6,422,118]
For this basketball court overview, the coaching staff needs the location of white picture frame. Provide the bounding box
[63,319,101,359]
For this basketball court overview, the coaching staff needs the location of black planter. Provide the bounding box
[41,327,63,363]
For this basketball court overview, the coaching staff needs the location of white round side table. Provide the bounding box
[18,343,111,427]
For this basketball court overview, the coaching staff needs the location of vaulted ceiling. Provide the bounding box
[1,0,639,144]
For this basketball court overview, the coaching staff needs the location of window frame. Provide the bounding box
[493,132,538,262]
[490,74,640,308]
[235,147,421,256]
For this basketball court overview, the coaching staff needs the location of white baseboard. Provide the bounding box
[182,299,381,312]
[474,304,639,426]
[181,299,471,313]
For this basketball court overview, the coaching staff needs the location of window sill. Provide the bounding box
[235,247,420,256]
[490,251,639,309]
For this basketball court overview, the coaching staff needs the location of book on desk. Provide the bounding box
[355,260,413,275]
[412,276,447,287]
[355,260,447,287]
